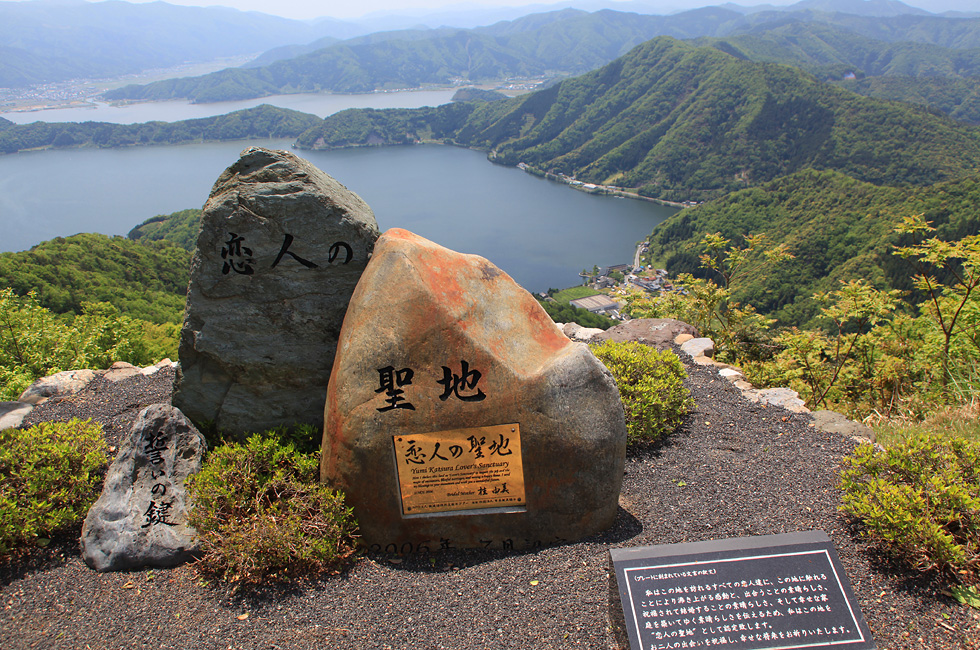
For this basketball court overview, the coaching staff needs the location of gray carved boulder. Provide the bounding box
[321,229,627,550]
[173,147,380,434]
[81,404,206,571]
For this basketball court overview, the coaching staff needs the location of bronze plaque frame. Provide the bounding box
[392,423,525,516]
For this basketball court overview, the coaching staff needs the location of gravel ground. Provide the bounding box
[2,355,979,649]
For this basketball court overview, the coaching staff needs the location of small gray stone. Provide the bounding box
[103,361,141,383]
[594,318,698,349]
[81,404,207,572]
[18,369,97,405]
[744,387,808,413]
[680,337,715,358]
[0,402,33,430]
[569,326,605,342]
[811,410,876,443]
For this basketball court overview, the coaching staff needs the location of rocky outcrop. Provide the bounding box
[17,369,98,405]
[172,147,380,435]
[321,229,627,550]
[81,404,206,572]
[593,318,697,349]
[811,410,876,444]
[2,362,179,432]
[0,402,32,430]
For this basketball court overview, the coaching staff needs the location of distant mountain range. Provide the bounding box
[0,0,359,88]
[100,4,980,128]
[4,0,977,92]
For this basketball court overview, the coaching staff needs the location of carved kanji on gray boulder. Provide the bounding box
[81,404,206,571]
[173,147,380,434]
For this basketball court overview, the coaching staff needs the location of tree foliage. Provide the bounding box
[128,209,202,251]
[644,170,980,328]
[0,233,190,324]
[0,289,173,399]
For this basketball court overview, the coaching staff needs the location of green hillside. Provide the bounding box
[838,76,980,124]
[101,8,750,102]
[0,105,320,155]
[644,169,980,326]
[0,233,191,325]
[128,209,203,252]
[298,37,980,202]
[696,22,980,124]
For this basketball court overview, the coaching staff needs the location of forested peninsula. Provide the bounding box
[0,105,319,154]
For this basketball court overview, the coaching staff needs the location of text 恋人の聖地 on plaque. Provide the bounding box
[393,424,525,516]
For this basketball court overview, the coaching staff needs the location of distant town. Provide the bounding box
[541,241,681,322]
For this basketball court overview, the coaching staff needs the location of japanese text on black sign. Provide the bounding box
[622,551,870,650]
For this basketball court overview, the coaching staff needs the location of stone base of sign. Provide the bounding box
[321,228,627,551]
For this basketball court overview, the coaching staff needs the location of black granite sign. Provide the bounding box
[610,531,875,650]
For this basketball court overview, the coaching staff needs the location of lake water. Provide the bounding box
[0,90,460,125]
[0,141,678,292]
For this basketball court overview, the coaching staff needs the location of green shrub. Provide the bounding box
[591,340,694,443]
[0,419,108,555]
[0,288,164,399]
[839,432,980,582]
[186,433,358,584]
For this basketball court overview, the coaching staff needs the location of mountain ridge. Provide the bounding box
[296,37,980,202]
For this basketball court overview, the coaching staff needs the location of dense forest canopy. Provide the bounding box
[644,169,980,326]
[0,233,191,325]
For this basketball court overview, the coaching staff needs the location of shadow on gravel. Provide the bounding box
[860,544,952,603]
[199,559,361,607]
[356,507,645,575]
[626,431,682,461]
[0,530,81,587]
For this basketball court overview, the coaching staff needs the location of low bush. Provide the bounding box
[186,433,358,585]
[839,432,980,583]
[591,340,694,443]
[0,419,108,555]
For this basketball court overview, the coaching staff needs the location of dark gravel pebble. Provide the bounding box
[2,355,978,649]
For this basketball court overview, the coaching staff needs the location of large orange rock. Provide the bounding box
[320,229,626,551]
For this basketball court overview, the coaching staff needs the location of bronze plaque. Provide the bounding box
[393,423,525,516]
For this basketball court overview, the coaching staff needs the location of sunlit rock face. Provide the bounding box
[321,228,627,550]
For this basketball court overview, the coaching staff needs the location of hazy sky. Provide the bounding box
[8,0,974,21]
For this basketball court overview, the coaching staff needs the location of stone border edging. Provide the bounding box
[0,359,178,431]
[556,319,876,446]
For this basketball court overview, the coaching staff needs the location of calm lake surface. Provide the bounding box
[0,141,678,292]
[0,90,459,124]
